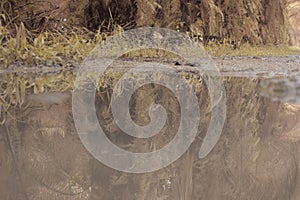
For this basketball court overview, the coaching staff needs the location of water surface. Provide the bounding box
[1,56,300,199]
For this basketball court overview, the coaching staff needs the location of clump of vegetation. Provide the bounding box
[0,20,100,68]
[0,20,299,69]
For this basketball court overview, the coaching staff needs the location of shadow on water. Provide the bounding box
[1,56,300,200]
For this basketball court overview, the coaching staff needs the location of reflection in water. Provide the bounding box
[1,58,300,199]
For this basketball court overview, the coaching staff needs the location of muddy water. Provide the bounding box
[1,56,300,200]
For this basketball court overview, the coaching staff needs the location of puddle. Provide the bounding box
[1,56,300,199]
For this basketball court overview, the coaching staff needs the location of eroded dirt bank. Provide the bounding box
[4,0,299,46]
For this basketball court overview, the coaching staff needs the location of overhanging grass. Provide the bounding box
[1,21,299,69]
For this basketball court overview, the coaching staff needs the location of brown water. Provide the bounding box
[1,56,300,200]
